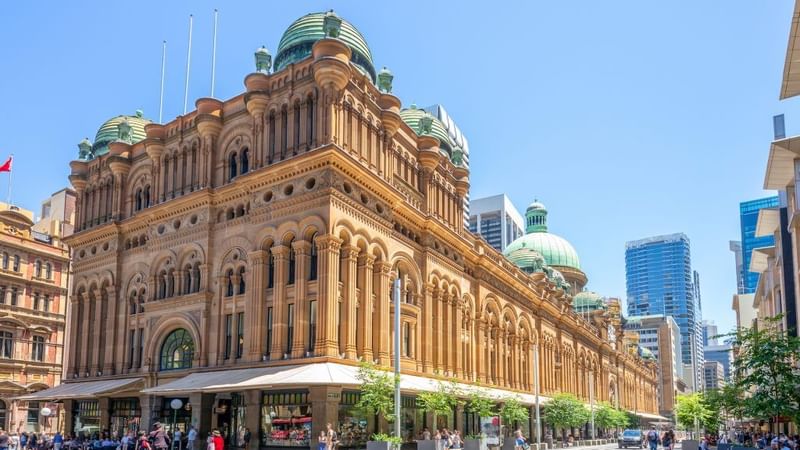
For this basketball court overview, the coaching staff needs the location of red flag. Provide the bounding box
[0,157,11,173]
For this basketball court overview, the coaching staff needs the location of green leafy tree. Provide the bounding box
[356,361,396,432]
[699,390,723,433]
[500,396,530,436]
[465,385,497,422]
[543,393,590,440]
[676,393,711,434]
[613,408,632,430]
[725,316,800,429]
[417,381,461,431]
[594,402,620,436]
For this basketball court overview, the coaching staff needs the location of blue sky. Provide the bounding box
[2,1,798,333]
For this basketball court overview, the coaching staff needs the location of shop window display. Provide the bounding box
[400,396,424,443]
[73,400,100,437]
[337,391,368,448]
[260,391,311,447]
[110,398,141,438]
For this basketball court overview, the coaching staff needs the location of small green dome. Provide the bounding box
[504,200,581,270]
[83,111,152,160]
[573,291,607,312]
[400,105,463,160]
[274,11,376,82]
[638,346,656,361]
[505,246,546,274]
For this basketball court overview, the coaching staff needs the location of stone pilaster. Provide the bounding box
[246,250,268,361]
[357,254,374,362]
[291,241,311,357]
[270,245,290,360]
[314,235,342,357]
[340,245,359,359]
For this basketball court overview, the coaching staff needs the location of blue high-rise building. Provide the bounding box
[739,196,779,294]
[626,233,703,389]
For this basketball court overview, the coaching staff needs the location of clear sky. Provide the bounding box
[2,1,798,333]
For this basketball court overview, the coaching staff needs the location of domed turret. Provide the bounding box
[504,199,586,292]
[400,105,465,162]
[81,110,152,160]
[573,291,607,313]
[274,11,376,82]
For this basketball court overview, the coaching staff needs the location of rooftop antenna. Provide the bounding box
[183,14,194,115]
[158,40,167,124]
[211,9,219,98]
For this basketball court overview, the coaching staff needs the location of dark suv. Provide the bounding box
[618,430,644,449]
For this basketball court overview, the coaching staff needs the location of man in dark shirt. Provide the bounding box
[0,430,10,450]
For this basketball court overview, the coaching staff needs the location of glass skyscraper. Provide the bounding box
[739,196,779,294]
[625,233,703,388]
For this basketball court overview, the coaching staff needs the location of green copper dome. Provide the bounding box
[573,291,607,313]
[400,105,464,160]
[81,110,152,160]
[504,200,581,270]
[505,246,546,274]
[638,346,656,361]
[274,11,376,82]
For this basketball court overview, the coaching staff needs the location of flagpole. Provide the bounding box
[211,9,218,98]
[183,14,194,115]
[6,155,13,206]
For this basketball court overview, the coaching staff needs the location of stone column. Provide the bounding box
[432,289,441,370]
[209,275,227,365]
[422,284,434,372]
[270,246,289,360]
[340,245,358,359]
[454,301,463,378]
[314,235,342,357]
[291,241,311,358]
[246,250,268,361]
[243,390,261,450]
[373,261,392,365]
[103,286,118,374]
[357,254,374,361]
[90,289,103,374]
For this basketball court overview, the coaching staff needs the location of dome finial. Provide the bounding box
[323,10,342,38]
[525,199,548,233]
[378,66,393,93]
[255,45,272,73]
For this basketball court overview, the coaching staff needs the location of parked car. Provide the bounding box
[618,430,644,449]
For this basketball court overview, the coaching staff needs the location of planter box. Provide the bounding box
[502,439,516,450]
[683,440,700,450]
[464,439,486,450]
[418,440,438,450]
[368,441,394,450]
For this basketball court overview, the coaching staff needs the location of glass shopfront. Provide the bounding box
[157,397,192,435]
[218,394,246,448]
[73,400,101,438]
[337,391,368,449]
[260,391,311,447]
[400,396,424,443]
[110,398,142,438]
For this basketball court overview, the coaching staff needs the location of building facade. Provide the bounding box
[625,233,703,390]
[623,315,685,418]
[0,205,69,432]
[703,361,725,390]
[703,343,732,382]
[730,241,744,295]
[32,11,657,448]
[739,197,779,294]
[469,194,524,253]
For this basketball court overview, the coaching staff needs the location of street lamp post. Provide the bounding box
[533,343,541,447]
[589,371,595,440]
[170,399,184,450]
[40,407,52,433]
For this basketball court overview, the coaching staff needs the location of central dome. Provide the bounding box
[503,201,581,270]
[274,11,376,82]
[79,110,152,160]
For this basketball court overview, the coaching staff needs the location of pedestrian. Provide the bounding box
[10,433,18,450]
[205,433,213,450]
[0,430,10,450]
[149,424,169,450]
[242,429,250,450]
[422,429,431,441]
[186,427,197,450]
[138,432,152,450]
[325,423,337,450]
[173,428,182,450]
[53,432,63,450]
[317,431,327,450]
[211,430,223,450]
[661,430,672,450]
[646,427,659,450]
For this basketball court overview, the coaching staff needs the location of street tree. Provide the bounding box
[417,380,461,431]
[356,361,396,432]
[676,393,711,435]
[543,393,590,441]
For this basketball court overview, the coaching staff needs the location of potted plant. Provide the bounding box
[368,433,404,450]
[356,362,399,449]
[464,386,497,450]
[417,381,461,450]
[500,397,530,450]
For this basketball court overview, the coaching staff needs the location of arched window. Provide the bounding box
[138,289,146,313]
[238,266,246,295]
[287,240,296,285]
[307,96,315,149]
[130,293,138,315]
[267,248,275,289]
[135,189,143,212]
[12,255,19,272]
[226,269,234,297]
[1,253,7,270]
[308,234,318,281]
[0,399,7,432]
[240,148,249,175]
[268,114,276,163]
[158,272,167,300]
[184,265,192,294]
[402,322,410,357]
[34,260,41,278]
[144,185,151,208]
[45,263,52,280]
[229,153,238,182]
[192,264,201,293]
[167,269,175,298]
[159,328,195,371]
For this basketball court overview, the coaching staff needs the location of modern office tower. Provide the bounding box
[626,233,703,390]
[624,315,686,417]
[739,197,779,294]
[703,361,726,390]
[730,241,744,294]
[704,342,733,381]
[469,194,524,252]
[702,320,718,346]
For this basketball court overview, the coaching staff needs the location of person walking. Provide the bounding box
[211,431,223,450]
[53,432,63,450]
[242,429,250,450]
[646,427,659,450]
[149,424,169,450]
[660,430,672,450]
[513,430,527,450]
[325,424,337,450]
[186,427,197,450]
[0,430,10,450]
